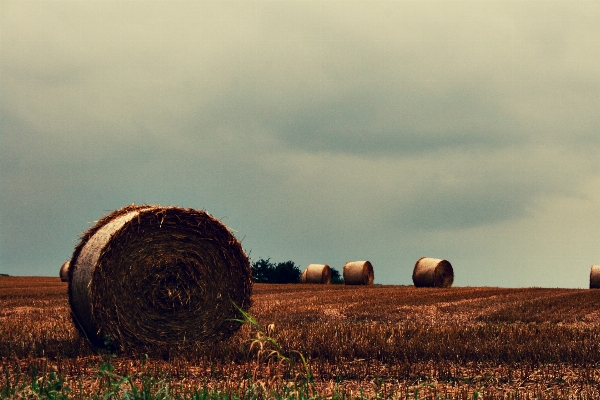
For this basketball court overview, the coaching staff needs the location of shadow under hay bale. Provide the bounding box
[412,257,454,288]
[301,264,331,284]
[67,204,252,352]
[59,261,70,282]
[343,261,374,285]
[590,265,600,289]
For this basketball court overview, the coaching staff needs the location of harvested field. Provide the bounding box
[2,276,600,399]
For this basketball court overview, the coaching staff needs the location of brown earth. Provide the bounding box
[1,276,600,398]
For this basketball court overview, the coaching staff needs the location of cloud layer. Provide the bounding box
[2,1,599,287]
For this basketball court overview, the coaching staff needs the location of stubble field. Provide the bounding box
[1,276,600,399]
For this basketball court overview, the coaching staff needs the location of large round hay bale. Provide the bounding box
[67,204,252,352]
[412,257,454,288]
[59,261,70,282]
[300,264,331,284]
[343,261,374,285]
[590,265,600,289]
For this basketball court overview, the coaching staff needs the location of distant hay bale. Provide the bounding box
[300,264,331,284]
[412,257,454,288]
[67,204,252,352]
[590,265,600,289]
[343,261,374,285]
[59,261,70,282]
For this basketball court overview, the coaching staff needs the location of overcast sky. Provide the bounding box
[1,1,599,287]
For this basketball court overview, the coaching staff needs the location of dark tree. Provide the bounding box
[330,267,343,284]
[251,258,275,283]
[272,261,301,284]
[251,258,301,283]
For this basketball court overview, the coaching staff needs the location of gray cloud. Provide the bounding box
[1,0,599,286]
[274,85,524,156]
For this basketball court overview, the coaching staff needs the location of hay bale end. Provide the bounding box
[343,261,374,285]
[412,257,454,288]
[590,265,600,289]
[67,204,252,352]
[59,261,70,282]
[300,264,331,284]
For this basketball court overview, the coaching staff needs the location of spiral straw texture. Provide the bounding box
[343,261,374,285]
[59,261,70,282]
[590,265,600,289]
[300,264,331,284]
[67,205,252,352]
[412,257,454,288]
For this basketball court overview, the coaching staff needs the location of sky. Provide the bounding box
[1,1,599,288]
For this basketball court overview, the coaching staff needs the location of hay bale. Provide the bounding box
[67,204,252,351]
[590,265,600,289]
[412,257,454,288]
[59,261,70,282]
[343,261,374,285]
[300,264,331,284]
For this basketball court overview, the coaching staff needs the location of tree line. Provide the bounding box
[251,258,342,284]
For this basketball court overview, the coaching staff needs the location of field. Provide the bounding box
[2,276,600,399]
